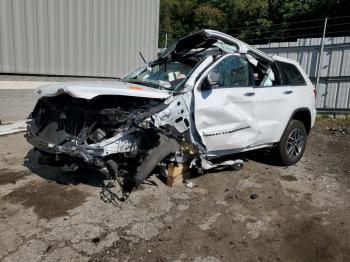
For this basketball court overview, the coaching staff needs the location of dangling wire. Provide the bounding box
[99,167,129,207]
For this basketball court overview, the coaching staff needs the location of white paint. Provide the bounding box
[193,54,259,152]
[37,81,170,100]
[27,31,317,162]
[191,53,316,155]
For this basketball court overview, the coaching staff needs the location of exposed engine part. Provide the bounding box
[26,29,270,204]
[89,128,107,143]
[26,94,186,204]
[27,91,243,206]
[99,159,129,207]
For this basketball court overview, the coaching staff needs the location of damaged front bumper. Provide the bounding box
[26,125,140,166]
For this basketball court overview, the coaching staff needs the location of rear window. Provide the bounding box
[277,62,307,86]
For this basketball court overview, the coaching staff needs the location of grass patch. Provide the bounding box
[314,114,350,134]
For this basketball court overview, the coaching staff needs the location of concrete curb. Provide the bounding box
[0,121,26,136]
[0,81,59,90]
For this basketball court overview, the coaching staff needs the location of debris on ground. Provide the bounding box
[185,181,194,189]
[250,193,258,200]
[327,126,350,136]
[195,158,244,174]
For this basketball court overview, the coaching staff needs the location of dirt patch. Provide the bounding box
[0,169,31,185]
[315,117,350,135]
[104,124,350,262]
[280,175,298,181]
[305,131,350,188]
[3,181,90,219]
[0,122,350,261]
[284,218,347,261]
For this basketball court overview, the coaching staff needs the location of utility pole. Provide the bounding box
[315,17,328,90]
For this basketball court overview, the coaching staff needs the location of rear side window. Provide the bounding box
[277,62,306,86]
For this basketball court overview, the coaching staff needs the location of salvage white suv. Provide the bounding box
[26,30,316,194]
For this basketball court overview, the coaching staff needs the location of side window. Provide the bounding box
[247,58,279,87]
[277,62,307,86]
[209,55,251,88]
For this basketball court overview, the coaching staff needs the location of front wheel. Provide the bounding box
[277,120,307,166]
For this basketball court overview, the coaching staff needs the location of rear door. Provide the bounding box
[193,54,259,153]
[252,61,308,145]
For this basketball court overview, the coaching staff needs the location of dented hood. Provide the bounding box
[36,81,171,100]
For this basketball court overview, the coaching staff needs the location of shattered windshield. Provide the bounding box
[122,62,193,91]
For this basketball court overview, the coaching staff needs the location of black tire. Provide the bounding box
[134,134,180,187]
[277,119,307,166]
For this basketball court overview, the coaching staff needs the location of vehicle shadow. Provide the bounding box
[240,148,285,167]
[23,147,284,190]
[23,149,104,188]
[204,148,284,168]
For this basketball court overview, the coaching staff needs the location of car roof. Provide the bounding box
[160,29,274,63]
[271,54,300,65]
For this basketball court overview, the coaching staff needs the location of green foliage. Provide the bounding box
[194,3,225,31]
[159,0,350,47]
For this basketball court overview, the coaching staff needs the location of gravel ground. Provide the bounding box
[0,122,349,262]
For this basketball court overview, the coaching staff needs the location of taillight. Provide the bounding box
[313,88,317,97]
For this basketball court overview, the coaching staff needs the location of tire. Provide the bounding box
[277,119,307,166]
[134,134,180,187]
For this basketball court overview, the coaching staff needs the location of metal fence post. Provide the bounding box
[315,17,328,90]
[165,33,168,49]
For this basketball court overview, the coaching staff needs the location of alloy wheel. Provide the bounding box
[287,128,304,159]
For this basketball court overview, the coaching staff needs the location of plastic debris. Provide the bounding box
[191,156,244,171]
[327,126,350,136]
[185,181,194,189]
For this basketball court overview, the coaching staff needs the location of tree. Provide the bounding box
[159,0,196,47]
[159,0,350,46]
[194,3,226,31]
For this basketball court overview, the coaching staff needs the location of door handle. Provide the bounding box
[244,92,255,97]
[282,90,293,94]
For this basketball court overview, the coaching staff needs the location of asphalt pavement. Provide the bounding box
[0,74,116,122]
[0,89,38,122]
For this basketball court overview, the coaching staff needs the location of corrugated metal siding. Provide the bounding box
[255,36,350,111]
[0,0,160,78]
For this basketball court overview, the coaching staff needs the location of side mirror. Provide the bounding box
[201,70,220,90]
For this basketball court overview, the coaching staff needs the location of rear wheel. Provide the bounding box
[277,120,307,166]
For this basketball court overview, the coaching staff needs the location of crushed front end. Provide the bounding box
[26,29,253,202]
[26,93,184,200]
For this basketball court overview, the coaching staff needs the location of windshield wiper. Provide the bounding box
[125,79,160,89]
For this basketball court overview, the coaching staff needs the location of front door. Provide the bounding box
[193,54,259,153]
